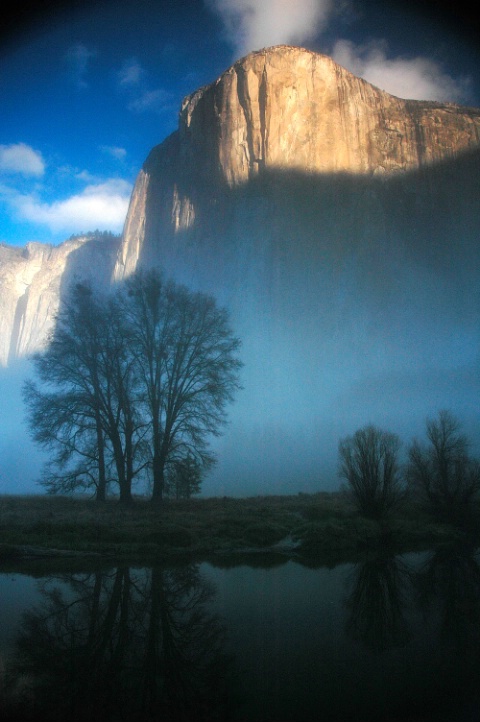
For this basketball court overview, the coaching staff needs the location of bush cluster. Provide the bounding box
[339,411,480,526]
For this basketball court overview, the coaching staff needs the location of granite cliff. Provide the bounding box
[114,45,480,280]
[111,45,480,493]
[0,234,119,365]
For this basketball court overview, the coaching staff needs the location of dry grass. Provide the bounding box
[0,492,471,564]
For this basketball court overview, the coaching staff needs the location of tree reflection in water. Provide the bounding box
[344,552,412,652]
[414,545,480,720]
[345,546,480,720]
[4,564,235,722]
[4,549,480,722]
[416,546,480,652]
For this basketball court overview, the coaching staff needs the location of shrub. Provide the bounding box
[407,410,480,526]
[339,425,404,520]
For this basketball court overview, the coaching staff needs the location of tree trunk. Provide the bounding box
[96,417,107,502]
[123,421,135,504]
[151,453,165,504]
[150,416,165,504]
[111,434,133,504]
[119,483,133,505]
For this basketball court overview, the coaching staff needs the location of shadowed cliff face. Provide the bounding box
[112,47,480,495]
[116,154,480,494]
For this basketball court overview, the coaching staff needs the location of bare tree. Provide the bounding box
[165,453,204,499]
[23,380,113,497]
[124,270,243,504]
[24,271,242,504]
[339,425,403,519]
[407,410,480,525]
[24,283,146,503]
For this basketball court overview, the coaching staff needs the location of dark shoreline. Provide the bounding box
[0,493,477,573]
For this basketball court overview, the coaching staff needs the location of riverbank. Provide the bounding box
[0,493,476,569]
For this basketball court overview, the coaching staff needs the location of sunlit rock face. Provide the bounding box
[180,46,478,178]
[114,45,480,279]
[113,45,480,494]
[0,235,119,366]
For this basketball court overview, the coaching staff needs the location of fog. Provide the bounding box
[1,275,478,498]
[136,157,480,498]
[203,290,479,497]
[0,358,47,494]
[2,355,477,499]
[207,362,479,497]
[2,156,479,498]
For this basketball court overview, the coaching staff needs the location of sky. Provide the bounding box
[0,0,479,247]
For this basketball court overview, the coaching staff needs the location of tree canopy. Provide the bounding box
[338,424,404,519]
[407,410,480,525]
[24,270,243,503]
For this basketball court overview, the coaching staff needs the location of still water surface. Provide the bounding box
[1,549,480,721]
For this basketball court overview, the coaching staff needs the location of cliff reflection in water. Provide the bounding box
[5,565,234,722]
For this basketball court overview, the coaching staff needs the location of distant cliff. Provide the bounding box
[0,234,119,365]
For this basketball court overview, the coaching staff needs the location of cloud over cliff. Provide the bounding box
[0,151,132,243]
[206,0,472,103]
[332,40,471,102]
[206,0,333,57]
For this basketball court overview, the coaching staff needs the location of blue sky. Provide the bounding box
[0,0,478,247]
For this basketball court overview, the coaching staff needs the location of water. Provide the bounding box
[1,549,480,721]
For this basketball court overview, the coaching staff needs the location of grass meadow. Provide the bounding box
[0,492,472,567]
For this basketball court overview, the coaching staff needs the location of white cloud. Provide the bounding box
[128,89,172,113]
[100,145,127,161]
[205,0,471,104]
[74,169,98,183]
[206,0,333,57]
[66,43,96,89]
[117,58,145,87]
[332,40,471,102]
[117,58,171,115]
[12,179,132,234]
[0,143,45,176]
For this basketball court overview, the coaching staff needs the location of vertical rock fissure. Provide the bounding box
[406,101,426,167]
[8,287,29,365]
[234,65,256,176]
[259,61,268,171]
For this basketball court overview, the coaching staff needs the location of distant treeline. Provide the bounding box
[67,230,121,241]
